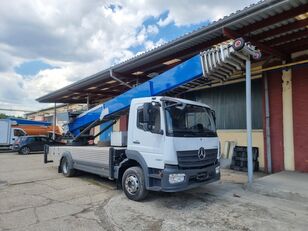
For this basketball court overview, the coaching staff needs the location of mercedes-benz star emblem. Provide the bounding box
[198,147,206,160]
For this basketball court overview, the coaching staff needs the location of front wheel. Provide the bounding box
[122,166,148,201]
[19,146,30,155]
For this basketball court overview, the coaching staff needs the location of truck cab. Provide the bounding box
[10,128,27,146]
[125,97,220,194]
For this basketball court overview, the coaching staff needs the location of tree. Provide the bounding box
[0,113,24,119]
[0,113,8,119]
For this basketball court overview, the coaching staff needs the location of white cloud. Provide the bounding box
[0,0,258,116]
[147,24,159,35]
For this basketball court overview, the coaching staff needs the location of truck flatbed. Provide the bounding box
[50,145,125,178]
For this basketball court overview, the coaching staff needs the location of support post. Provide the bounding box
[282,69,295,171]
[246,59,253,184]
[53,103,56,140]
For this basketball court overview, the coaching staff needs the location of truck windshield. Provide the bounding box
[165,102,216,137]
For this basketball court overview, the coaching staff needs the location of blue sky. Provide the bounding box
[0,0,258,115]
[130,11,209,54]
[15,60,56,76]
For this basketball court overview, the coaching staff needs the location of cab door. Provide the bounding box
[130,102,165,169]
[11,128,26,145]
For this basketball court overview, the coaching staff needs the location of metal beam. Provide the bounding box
[246,59,253,184]
[53,103,56,140]
[237,4,308,35]
[277,38,308,53]
[0,108,33,113]
[264,29,308,47]
[254,19,308,41]
[93,120,117,139]
[223,27,286,59]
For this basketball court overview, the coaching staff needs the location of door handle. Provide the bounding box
[133,140,140,144]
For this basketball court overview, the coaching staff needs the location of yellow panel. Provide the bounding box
[217,129,264,170]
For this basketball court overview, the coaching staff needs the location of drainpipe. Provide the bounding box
[264,73,272,173]
[109,69,132,89]
[86,94,90,110]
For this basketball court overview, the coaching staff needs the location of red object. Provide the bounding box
[119,115,128,131]
[263,70,284,173]
[292,65,308,172]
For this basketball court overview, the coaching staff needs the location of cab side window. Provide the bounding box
[137,107,144,130]
[136,105,161,134]
[149,106,161,133]
[14,129,25,137]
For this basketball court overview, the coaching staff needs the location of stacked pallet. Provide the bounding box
[230,146,259,172]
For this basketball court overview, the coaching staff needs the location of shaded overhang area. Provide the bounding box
[37,0,308,105]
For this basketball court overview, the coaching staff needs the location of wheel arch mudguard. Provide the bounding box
[116,150,150,188]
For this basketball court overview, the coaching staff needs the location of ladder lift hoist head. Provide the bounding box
[200,37,262,185]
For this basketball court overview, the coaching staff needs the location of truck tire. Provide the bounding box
[19,146,30,155]
[122,166,148,201]
[60,157,75,177]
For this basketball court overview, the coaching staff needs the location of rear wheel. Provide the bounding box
[60,157,75,177]
[20,146,30,155]
[122,166,148,201]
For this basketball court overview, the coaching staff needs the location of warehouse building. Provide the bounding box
[37,0,308,173]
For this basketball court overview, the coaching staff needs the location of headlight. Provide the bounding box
[215,166,220,174]
[169,173,185,184]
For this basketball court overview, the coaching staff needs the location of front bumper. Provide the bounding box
[11,145,20,151]
[160,163,220,192]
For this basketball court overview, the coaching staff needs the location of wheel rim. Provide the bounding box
[62,161,68,174]
[22,147,30,155]
[125,175,139,195]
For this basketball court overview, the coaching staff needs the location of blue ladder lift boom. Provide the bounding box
[68,54,203,139]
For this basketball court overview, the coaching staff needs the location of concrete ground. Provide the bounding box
[0,152,307,231]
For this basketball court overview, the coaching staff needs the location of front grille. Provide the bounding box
[177,149,218,169]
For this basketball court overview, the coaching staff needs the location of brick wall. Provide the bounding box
[292,65,308,172]
[264,71,284,172]
[119,115,128,131]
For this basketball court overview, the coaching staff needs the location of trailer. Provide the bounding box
[45,39,260,201]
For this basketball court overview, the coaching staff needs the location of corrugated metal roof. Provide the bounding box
[37,0,308,103]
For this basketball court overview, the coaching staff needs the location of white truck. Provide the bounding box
[0,119,27,149]
[46,97,220,201]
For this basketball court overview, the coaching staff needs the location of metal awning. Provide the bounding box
[37,0,308,104]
